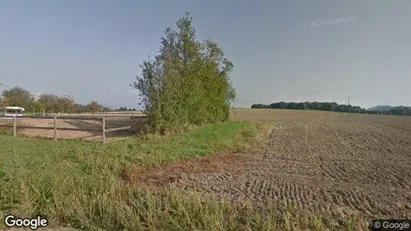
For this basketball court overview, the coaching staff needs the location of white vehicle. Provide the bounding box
[0,106,25,117]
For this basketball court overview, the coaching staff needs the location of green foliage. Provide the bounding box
[86,101,103,113]
[1,86,35,109]
[252,101,411,116]
[0,86,109,114]
[385,106,411,116]
[132,12,236,134]
[117,107,137,111]
[37,94,76,113]
[102,107,112,112]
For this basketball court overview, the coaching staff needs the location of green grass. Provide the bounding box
[0,121,266,229]
[0,121,257,170]
[0,121,361,230]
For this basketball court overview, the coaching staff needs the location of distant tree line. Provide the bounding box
[251,101,411,116]
[382,106,411,116]
[116,107,137,111]
[0,85,110,114]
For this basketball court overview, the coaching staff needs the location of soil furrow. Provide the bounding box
[127,110,411,225]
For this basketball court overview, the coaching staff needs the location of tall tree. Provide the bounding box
[59,95,76,113]
[38,94,76,113]
[87,101,103,113]
[38,94,61,112]
[1,86,35,109]
[131,12,236,134]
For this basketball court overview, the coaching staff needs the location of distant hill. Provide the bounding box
[367,105,394,111]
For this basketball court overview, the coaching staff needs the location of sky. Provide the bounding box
[0,0,410,110]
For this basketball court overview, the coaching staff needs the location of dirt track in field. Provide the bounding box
[126,109,411,223]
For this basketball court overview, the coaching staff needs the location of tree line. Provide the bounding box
[117,107,137,112]
[0,85,112,113]
[251,101,411,116]
[131,13,236,134]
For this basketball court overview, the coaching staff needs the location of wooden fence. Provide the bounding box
[23,111,145,117]
[0,115,148,143]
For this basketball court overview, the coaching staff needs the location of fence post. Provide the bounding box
[102,117,106,144]
[54,116,57,141]
[139,116,143,132]
[13,115,17,137]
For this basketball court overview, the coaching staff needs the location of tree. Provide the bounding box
[131,12,236,134]
[59,96,76,113]
[251,101,381,115]
[38,94,60,112]
[102,107,111,112]
[87,101,103,113]
[0,84,113,114]
[1,86,35,109]
[38,94,76,113]
[74,104,87,113]
[27,101,44,113]
[116,107,132,111]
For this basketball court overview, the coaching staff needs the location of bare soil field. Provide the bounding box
[127,109,411,225]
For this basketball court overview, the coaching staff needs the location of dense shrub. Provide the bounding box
[131,13,236,134]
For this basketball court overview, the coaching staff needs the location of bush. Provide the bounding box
[131,13,236,135]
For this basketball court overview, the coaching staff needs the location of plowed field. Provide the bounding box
[126,109,411,225]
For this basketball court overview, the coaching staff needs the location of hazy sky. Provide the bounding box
[0,0,410,109]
